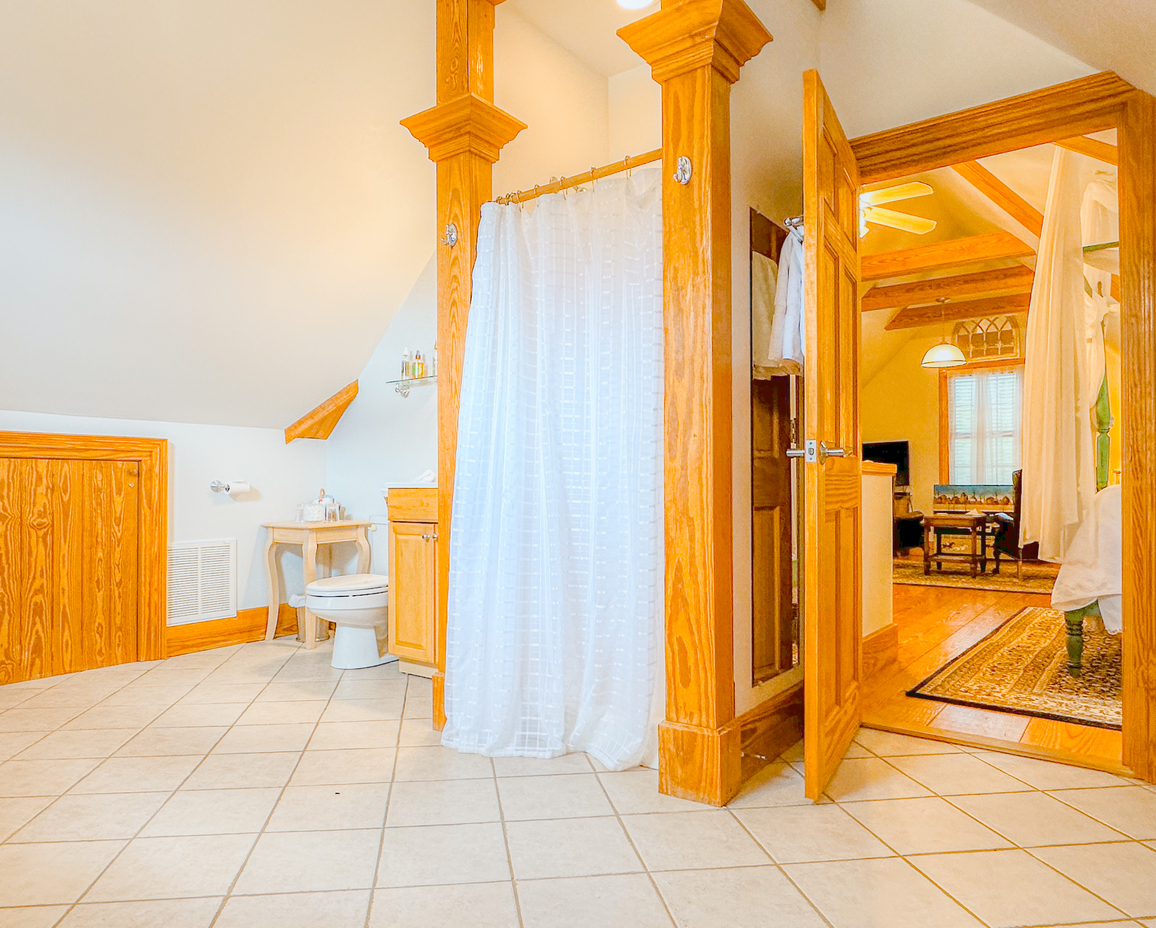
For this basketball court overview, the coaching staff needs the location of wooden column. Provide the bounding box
[620,0,771,806]
[402,0,525,728]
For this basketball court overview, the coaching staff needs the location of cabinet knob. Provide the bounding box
[421,533,440,542]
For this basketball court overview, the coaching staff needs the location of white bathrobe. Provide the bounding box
[766,231,805,374]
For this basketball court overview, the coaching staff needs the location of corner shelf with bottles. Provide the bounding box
[388,346,437,398]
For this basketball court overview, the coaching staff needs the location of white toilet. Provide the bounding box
[305,573,397,670]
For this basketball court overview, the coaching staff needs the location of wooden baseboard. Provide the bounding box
[862,624,899,679]
[164,604,299,657]
[727,681,805,766]
[658,720,743,807]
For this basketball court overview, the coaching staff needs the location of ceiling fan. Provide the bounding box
[859,182,937,236]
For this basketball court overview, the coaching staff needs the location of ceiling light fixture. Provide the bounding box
[616,0,656,9]
[921,298,966,369]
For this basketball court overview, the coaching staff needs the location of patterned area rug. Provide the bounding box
[908,606,1122,729]
[893,557,1057,594]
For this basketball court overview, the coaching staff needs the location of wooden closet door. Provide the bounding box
[0,457,139,682]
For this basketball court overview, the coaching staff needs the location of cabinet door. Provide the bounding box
[389,521,436,665]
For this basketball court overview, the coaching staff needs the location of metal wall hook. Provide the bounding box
[441,223,459,247]
[674,156,692,185]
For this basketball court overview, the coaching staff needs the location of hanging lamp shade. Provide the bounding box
[921,341,966,368]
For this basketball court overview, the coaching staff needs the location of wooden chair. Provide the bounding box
[991,470,1039,578]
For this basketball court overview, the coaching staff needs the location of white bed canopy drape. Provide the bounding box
[1021,149,1099,563]
[442,168,665,772]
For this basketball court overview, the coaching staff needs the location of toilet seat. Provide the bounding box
[304,572,394,670]
[306,573,388,597]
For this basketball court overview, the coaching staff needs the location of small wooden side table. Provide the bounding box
[263,521,372,648]
[922,513,988,578]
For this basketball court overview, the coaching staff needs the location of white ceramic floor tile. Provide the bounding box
[0,840,125,905]
[654,865,828,928]
[309,721,401,752]
[951,790,1128,846]
[181,751,301,790]
[621,811,769,871]
[0,732,52,762]
[318,698,405,724]
[497,773,612,820]
[332,679,404,700]
[12,792,169,842]
[141,787,281,836]
[69,755,201,793]
[970,751,1129,789]
[235,700,329,726]
[377,822,510,887]
[841,795,1012,855]
[150,702,247,728]
[0,796,54,840]
[506,816,642,879]
[726,762,812,809]
[0,708,83,732]
[909,848,1123,928]
[392,745,494,781]
[519,873,675,928]
[84,833,255,900]
[491,753,595,777]
[291,748,396,787]
[253,681,339,702]
[397,719,444,746]
[15,728,138,760]
[115,726,226,757]
[854,730,965,756]
[822,757,933,802]
[57,897,223,928]
[368,882,519,928]
[598,768,703,814]
[1031,842,1156,918]
[99,686,192,707]
[60,706,163,731]
[386,778,501,827]
[178,683,267,705]
[736,803,895,863]
[887,753,1033,795]
[212,723,317,754]
[0,905,71,928]
[233,829,382,894]
[213,890,370,928]
[1049,787,1156,839]
[784,857,985,928]
[0,758,100,797]
[266,783,390,832]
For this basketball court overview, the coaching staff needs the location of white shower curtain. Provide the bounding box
[442,169,664,772]
[1022,149,1098,562]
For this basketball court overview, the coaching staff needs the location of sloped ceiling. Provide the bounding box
[0,1,436,428]
[965,0,1156,94]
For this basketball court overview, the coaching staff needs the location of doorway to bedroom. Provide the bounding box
[856,132,1125,768]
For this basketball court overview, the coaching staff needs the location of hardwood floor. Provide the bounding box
[862,583,1125,770]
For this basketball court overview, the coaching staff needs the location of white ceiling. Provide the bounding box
[501,0,655,77]
[965,0,1156,94]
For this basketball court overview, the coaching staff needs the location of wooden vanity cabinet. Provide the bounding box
[385,488,437,674]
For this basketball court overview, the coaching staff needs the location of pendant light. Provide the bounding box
[921,298,966,369]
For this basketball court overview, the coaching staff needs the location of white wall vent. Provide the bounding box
[167,539,237,625]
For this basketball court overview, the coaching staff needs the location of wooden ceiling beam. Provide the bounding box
[862,231,1034,281]
[885,293,1032,330]
[1055,135,1119,166]
[861,265,1034,312]
[284,381,358,443]
[950,161,1044,237]
[810,0,826,9]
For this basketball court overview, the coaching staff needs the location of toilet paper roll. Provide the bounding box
[227,481,251,498]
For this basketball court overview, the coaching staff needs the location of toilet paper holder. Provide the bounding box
[210,480,251,496]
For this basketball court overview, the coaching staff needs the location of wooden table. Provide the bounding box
[922,513,988,578]
[263,521,372,648]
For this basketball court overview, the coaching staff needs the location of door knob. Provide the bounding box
[786,448,807,459]
[786,440,848,463]
[819,442,847,462]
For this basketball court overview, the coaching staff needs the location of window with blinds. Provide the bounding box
[947,366,1023,485]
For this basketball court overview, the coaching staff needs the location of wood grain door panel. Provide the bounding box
[803,70,864,800]
[389,521,437,665]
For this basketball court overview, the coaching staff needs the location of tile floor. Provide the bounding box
[0,638,1154,928]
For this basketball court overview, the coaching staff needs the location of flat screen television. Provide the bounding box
[862,440,910,486]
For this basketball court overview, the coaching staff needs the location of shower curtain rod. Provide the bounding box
[495,149,662,206]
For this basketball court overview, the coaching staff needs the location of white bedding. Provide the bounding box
[1051,484,1122,633]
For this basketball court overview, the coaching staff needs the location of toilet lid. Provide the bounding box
[306,573,389,596]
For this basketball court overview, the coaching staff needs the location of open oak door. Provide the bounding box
[802,71,863,800]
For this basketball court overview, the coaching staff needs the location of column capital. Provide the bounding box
[618,0,771,84]
[401,93,526,164]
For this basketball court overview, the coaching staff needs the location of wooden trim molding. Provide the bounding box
[862,232,1034,281]
[166,604,298,658]
[0,431,168,663]
[403,0,523,731]
[851,72,1156,782]
[721,681,804,771]
[620,0,772,807]
[950,161,1044,237]
[284,381,358,443]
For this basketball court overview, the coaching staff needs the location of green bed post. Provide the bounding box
[1094,374,1112,492]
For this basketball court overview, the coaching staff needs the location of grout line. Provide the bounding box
[361,672,407,928]
[493,755,527,928]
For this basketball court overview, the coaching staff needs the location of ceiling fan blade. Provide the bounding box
[860,182,934,207]
[862,205,938,234]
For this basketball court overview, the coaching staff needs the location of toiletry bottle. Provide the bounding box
[415,351,425,378]
[432,344,437,377]
[401,348,411,379]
